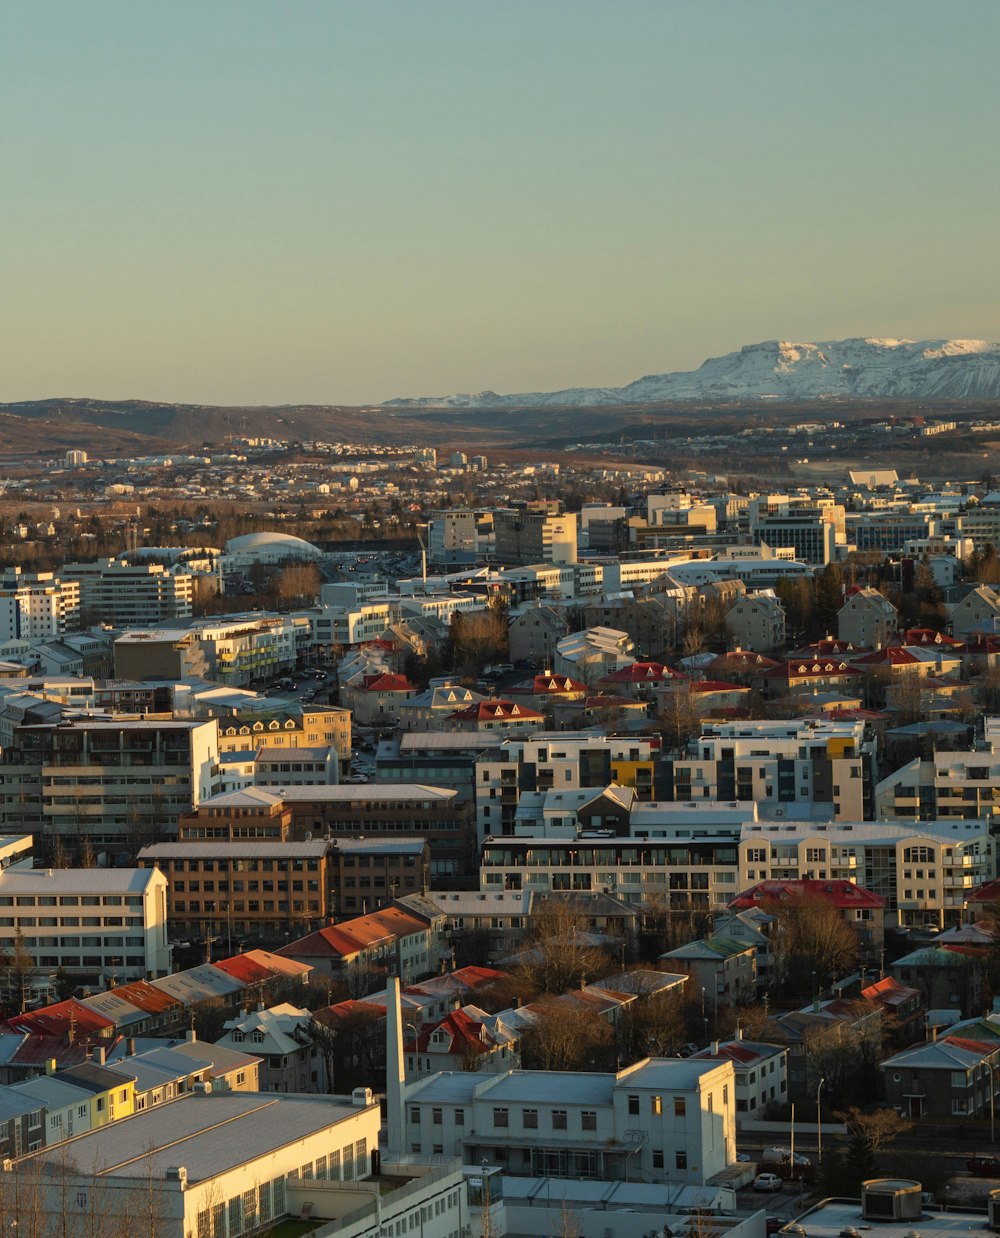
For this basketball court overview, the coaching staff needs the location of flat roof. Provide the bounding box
[140,841,330,859]
[0,868,158,894]
[22,1092,368,1184]
[798,1196,984,1238]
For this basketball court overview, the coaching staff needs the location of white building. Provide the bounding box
[404,1056,736,1184]
[0,569,81,644]
[62,558,195,625]
[0,866,170,985]
[8,1089,381,1238]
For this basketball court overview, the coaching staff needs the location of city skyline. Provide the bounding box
[3,0,999,406]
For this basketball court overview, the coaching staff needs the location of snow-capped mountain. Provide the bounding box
[385,338,1000,408]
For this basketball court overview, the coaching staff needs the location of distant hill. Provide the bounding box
[384,337,1000,408]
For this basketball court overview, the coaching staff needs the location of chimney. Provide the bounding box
[735,1024,743,1041]
[385,974,407,1160]
[94,1045,106,1066]
[128,1037,136,1056]
[186,1028,197,1042]
[931,1025,939,1043]
[712,1040,720,1055]
[45,1058,57,1076]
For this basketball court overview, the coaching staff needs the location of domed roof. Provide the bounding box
[225,531,321,555]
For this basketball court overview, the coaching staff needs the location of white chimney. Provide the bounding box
[386,974,407,1159]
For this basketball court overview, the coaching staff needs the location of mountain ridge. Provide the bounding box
[383,337,1000,408]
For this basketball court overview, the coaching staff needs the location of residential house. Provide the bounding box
[837,586,898,649]
[216,1003,327,1094]
[659,936,757,1009]
[690,1034,788,1119]
[726,592,787,653]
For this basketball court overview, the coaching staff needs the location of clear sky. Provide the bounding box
[2,1,999,405]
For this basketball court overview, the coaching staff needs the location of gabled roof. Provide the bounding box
[860,976,922,1008]
[449,700,544,722]
[361,672,415,693]
[279,906,428,960]
[601,661,684,684]
[3,1000,115,1039]
[730,878,885,911]
[688,679,751,694]
[212,948,312,983]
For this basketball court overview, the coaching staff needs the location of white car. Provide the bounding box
[753,1174,783,1193]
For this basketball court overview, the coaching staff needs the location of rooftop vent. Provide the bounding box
[861,1180,923,1223]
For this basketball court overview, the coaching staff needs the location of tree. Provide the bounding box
[510,901,614,995]
[658,686,701,753]
[621,980,687,1059]
[814,563,844,635]
[520,997,615,1071]
[450,601,509,676]
[766,893,859,995]
[276,563,322,607]
[1,925,38,1013]
[820,1106,912,1194]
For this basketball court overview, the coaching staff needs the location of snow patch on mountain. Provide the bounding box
[385,337,1000,408]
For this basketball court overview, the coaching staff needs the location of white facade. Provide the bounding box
[11,1091,381,1238]
[0,570,81,644]
[0,866,170,982]
[404,1057,736,1185]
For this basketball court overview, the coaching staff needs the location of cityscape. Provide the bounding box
[3,3,1000,1237]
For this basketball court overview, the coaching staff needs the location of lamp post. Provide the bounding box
[816,1076,826,1165]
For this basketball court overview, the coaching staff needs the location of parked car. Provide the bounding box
[753,1174,783,1193]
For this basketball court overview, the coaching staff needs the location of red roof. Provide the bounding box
[109,980,182,1015]
[411,1008,489,1055]
[768,660,860,680]
[601,662,684,684]
[2,999,116,1039]
[970,878,1000,904]
[279,907,428,959]
[5,1032,124,1070]
[688,680,751,694]
[212,949,312,983]
[860,976,921,1008]
[708,651,781,672]
[449,700,544,722]
[730,879,885,911]
[362,672,414,693]
[450,965,507,988]
[903,628,962,647]
[528,672,587,694]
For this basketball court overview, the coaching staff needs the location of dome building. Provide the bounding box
[223,531,323,570]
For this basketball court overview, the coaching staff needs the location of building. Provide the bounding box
[138,839,332,939]
[690,1034,788,1119]
[659,936,758,1009]
[0,717,220,851]
[180,784,474,881]
[403,1055,736,1184]
[215,1002,327,1093]
[330,837,431,919]
[0,569,81,644]
[877,747,1000,823]
[494,506,578,565]
[7,1089,381,1238]
[725,591,787,653]
[665,718,876,822]
[279,905,448,987]
[0,866,170,990]
[728,878,885,962]
[837,586,898,650]
[62,558,195,625]
[881,1035,1000,1119]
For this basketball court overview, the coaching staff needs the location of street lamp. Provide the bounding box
[816,1076,826,1165]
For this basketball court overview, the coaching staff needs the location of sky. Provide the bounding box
[2,1,999,406]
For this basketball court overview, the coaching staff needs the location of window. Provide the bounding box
[455,1108,465,1126]
[676,1151,688,1170]
[651,1095,662,1115]
[653,1149,664,1169]
[628,1094,639,1115]
[523,1108,538,1129]
[432,1108,442,1125]
[552,1109,567,1130]
[674,1097,686,1117]
[493,1107,509,1128]
[582,1110,597,1131]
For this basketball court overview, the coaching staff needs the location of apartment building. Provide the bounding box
[725,590,786,653]
[494,506,578,566]
[475,733,661,842]
[738,818,994,929]
[838,586,899,649]
[215,706,352,778]
[0,717,220,850]
[876,748,1000,823]
[404,1056,736,1185]
[314,598,399,648]
[181,784,474,879]
[138,839,332,939]
[62,558,195,625]
[0,569,81,644]
[665,719,876,822]
[216,1004,327,1093]
[0,867,170,988]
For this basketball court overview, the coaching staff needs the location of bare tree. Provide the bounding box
[520,998,615,1071]
[765,892,859,994]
